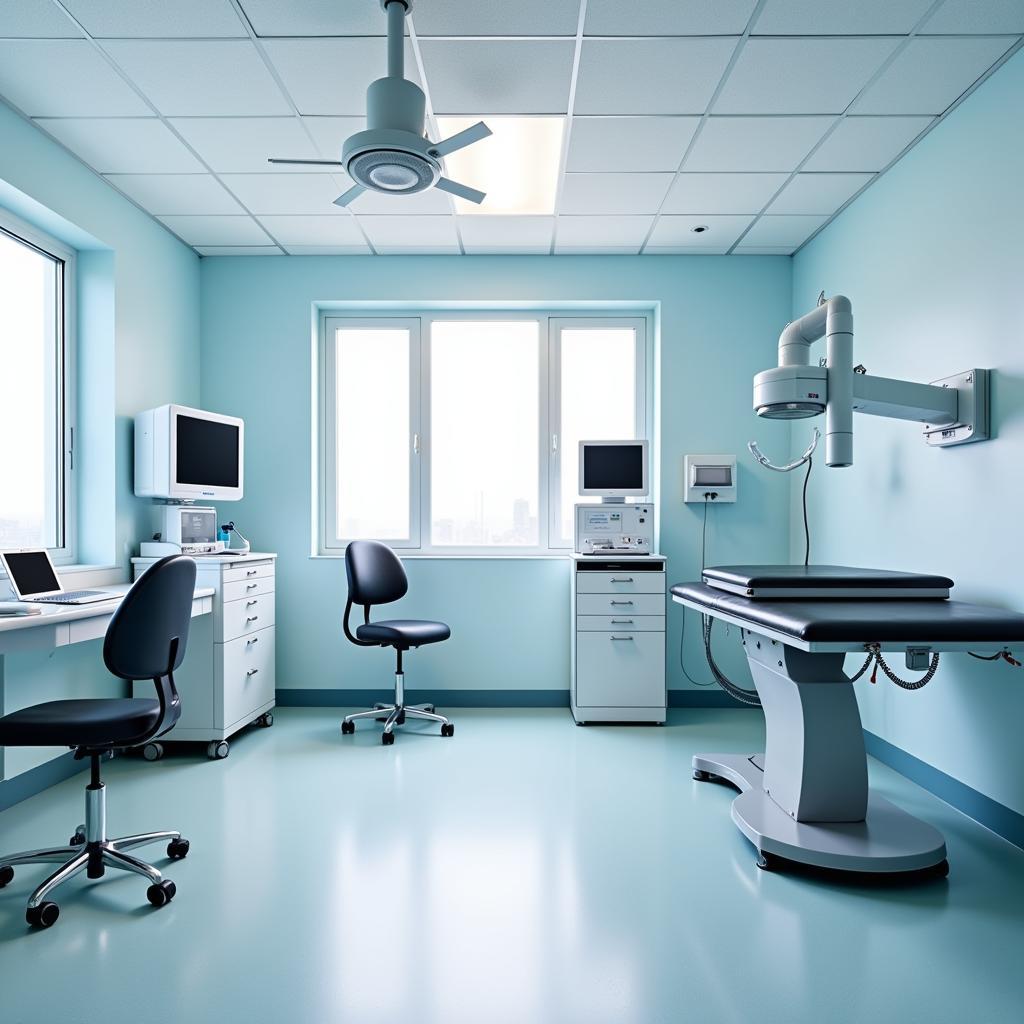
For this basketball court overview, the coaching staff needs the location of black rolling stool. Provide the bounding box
[340,540,455,745]
[0,555,197,928]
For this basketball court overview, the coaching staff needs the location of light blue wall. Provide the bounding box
[792,50,1024,815]
[200,255,793,697]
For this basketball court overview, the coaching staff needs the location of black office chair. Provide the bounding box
[0,555,196,928]
[340,540,454,745]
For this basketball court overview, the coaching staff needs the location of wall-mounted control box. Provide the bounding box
[574,503,654,555]
[683,455,737,503]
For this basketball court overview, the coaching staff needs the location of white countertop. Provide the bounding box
[130,552,276,565]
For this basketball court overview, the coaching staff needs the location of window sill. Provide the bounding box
[311,553,572,561]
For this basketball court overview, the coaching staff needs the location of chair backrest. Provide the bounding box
[345,540,408,607]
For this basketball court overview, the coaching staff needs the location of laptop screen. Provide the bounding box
[3,550,61,597]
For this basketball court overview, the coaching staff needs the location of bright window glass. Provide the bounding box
[430,321,539,547]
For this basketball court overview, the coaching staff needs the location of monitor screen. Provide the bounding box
[176,415,240,488]
[3,550,61,597]
[582,444,645,491]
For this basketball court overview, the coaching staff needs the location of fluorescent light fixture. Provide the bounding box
[435,116,564,215]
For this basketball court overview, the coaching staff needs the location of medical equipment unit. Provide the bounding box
[683,455,737,503]
[752,293,990,467]
[574,440,654,555]
[575,504,653,555]
[134,404,244,502]
[144,505,224,557]
[673,565,1024,877]
[578,440,649,502]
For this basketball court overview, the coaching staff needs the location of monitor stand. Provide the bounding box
[600,496,626,504]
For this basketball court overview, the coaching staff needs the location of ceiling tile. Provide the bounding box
[766,172,873,214]
[646,215,753,253]
[262,38,418,116]
[61,0,246,38]
[753,0,935,35]
[555,215,653,252]
[922,0,1024,34]
[349,188,453,215]
[575,38,737,115]
[0,40,150,116]
[458,216,554,253]
[102,40,290,116]
[740,214,827,246]
[218,173,348,214]
[255,215,367,246]
[170,117,326,173]
[714,38,901,114]
[0,1,82,37]
[282,245,371,255]
[566,117,700,173]
[357,215,460,253]
[419,40,574,115]
[585,0,757,35]
[663,173,789,214]
[414,0,581,36]
[158,215,272,245]
[732,245,796,255]
[33,117,205,172]
[852,37,1016,115]
[559,173,674,215]
[684,117,832,171]
[803,116,933,171]
[196,246,284,255]
[302,116,366,160]
[104,173,244,214]
[236,0,387,36]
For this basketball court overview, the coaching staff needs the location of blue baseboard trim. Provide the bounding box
[0,752,87,812]
[669,689,744,708]
[864,730,1024,851]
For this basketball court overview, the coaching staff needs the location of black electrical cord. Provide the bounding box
[801,454,813,566]
[701,494,710,570]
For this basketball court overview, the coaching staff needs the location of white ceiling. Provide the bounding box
[0,0,1020,257]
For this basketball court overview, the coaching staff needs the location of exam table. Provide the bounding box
[671,566,1024,876]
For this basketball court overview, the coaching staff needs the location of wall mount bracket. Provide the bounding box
[923,368,989,448]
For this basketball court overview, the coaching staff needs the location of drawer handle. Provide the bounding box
[247,600,258,607]
[610,635,634,641]
[611,577,634,583]
[610,600,633,606]
[247,668,259,677]
[610,619,634,624]
[246,570,257,576]
[247,615,259,623]
[247,637,259,645]
[246,583,258,590]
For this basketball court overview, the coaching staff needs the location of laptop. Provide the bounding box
[1,549,115,605]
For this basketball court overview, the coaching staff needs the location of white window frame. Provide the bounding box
[317,308,652,557]
[0,207,77,565]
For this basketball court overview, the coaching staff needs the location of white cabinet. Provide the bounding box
[570,554,666,724]
[131,553,277,758]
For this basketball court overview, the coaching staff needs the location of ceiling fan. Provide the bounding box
[268,0,492,208]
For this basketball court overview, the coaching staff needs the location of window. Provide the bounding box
[0,209,75,561]
[319,311,650,555]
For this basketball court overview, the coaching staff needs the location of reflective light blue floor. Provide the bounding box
[1,708,1022,1023]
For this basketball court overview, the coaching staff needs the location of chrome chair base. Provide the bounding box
[341,671,453,744]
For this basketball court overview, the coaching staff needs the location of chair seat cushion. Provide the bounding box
[0,698,162,748]
[356,619,451,648]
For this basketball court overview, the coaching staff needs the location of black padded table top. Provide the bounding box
[702,564,953,598]
[672,582,1024,649]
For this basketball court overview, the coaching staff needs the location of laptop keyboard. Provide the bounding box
[32,590,108,603]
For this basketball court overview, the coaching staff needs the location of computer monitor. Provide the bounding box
[579,440,649,501]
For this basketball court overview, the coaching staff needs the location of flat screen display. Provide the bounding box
[583,444,644,490]
[176,415,240,488]
[3,550,61,596]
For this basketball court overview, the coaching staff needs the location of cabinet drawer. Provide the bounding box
[576,572,664,595]
[223,560,275,585]
[216,627,275,729]
[577,615,664,632]
[575,630,665,708]
[222,575,275,604]
[576,593,664,616]
[221,593,276,642]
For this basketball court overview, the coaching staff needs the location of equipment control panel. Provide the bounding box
[574,503,654,555]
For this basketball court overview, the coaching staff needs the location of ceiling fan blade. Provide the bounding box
[268,158,345,166]
[435,177,486,204]
[333,183,367,207]
[429,121,492,159]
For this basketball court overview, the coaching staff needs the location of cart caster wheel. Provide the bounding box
[167,838,190,860]
[146,880,176,907]
[341,720,355,735]
[0,865,14,888]
[207,741,229,760]
[693,769,710,781]
[931,859,950,879]
[441,723,454,737]
[755,852,777,872]
[382,731,395,746]
[143,742,164,762]
[257,712,274,728]
[70,825,86,846]
[26,901,60,928]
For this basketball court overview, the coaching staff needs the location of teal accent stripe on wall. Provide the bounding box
[865,731,1024,851]
[0,752,86,812]
[276,689,742,708]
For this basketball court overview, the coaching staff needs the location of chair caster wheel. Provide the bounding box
[755,852,777,872]
[341,720,355,735]
[424,705,435,714]
[931,859,950,879]
[147,879,176,907]
[256,712,274,728]
[167,838,190,860]
[382,731,395,746]
[70,825,86,846]
[396,712,406,725]
[143,742,164,762]
[441,723,454,737]
[0,865,14,888]
[207,741,229,760]
[693,769,710,781]
[26,901,60,928]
